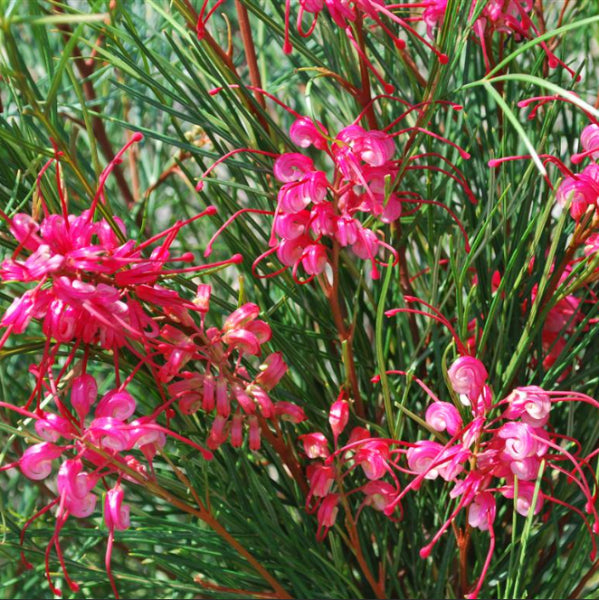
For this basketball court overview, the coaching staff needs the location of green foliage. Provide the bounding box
[1,0,599,598]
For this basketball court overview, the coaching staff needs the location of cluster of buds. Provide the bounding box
[300,352,599,599]
[200,98,473,284]
[299,395,400,540]
[556,124,599,222]
[167,304,306,450]
[425,0,576,77]
[0,138,304,597]
[279,0,448,88]
[268,118,401,281]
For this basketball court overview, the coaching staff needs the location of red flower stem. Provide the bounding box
[176,0,270,130]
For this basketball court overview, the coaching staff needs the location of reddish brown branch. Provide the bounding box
[235,1,267,112]
[53,7,136,208]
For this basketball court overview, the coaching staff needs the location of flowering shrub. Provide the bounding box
[1,1,599,599]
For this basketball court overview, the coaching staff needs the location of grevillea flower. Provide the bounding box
[425,401,462,435]
[282,0,449,78]
[0,135,308,598]
[556,164,599,220]
[335,355,599,598]
[200,87,472,283]
[447,356,488,404]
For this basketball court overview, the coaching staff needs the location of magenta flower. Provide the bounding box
[447,356,488,404]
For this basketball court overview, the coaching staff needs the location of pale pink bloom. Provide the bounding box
[406,441,446,481]
[194,283,211,312]
[289,117,328,150]
[273,153,315,183]
[57,459,98,518]
[556,164,599,220]
[202,374,216,411]
[278,172,329,212]
[449,471,489,505]
[215,378,230,418]
[88,417,130,452]
[472,384,493,416]
[104,486,130,531]
[23,244,64,279]
[71,374,98,421]
[467,492,496,531]
[1,290,39,333]
[277,237,306,267]
[19,442,63,480]
[207,414,229,449]
[230,414,244,448]
[300,432,330,459]
[351,228,379,261]
[301,243,328,275]
[274,211,309,241]
[335,216,360,247]
[273,401,307,423]
[503,386,551,427]
[248,386,273,418]
[354,439,390,480]
[336,124,395,167]
[35,413,73,442]
[232,384,256,414]
[437,445,469,481]
[501,480,544,517]
[307,464,336,499]
[178,391,201,414]
[508,455,541,481]
[316,493,339,540]
[256,352,288,390]
[362,481,397,512]
[425,401,462,435]
[329,399,349,440]
[423,0,447,39]
[223,303,261,331]
[447,356,488,403]
[96,389,136,421]
[497,422,540,461]
[462,416,486,448]
[9,213,42,251]
[127,419,166,451]
[581,124,599,160]
[248,415,261,450]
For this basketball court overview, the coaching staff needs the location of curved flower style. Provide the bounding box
[301,362,599,599]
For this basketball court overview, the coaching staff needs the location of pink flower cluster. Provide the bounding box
[0,139,305,597]
[282,0,447,86]
[301,355,599,599]
[425,0,576,77]
[5,377,181,596]
[167,304,306,450]
[557,124,599,221]
[267,119,401,281]
[299,396,400,540]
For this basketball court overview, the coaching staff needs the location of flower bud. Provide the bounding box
[71,374,98,421]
